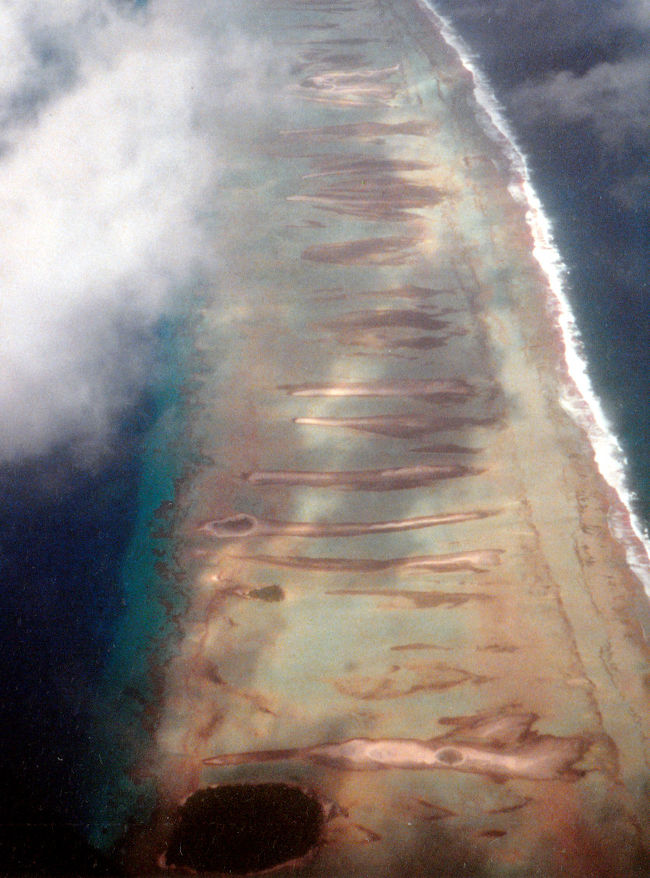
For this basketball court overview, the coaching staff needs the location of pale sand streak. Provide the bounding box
[294,414,496,437]
[237,549,502,573]
[204,712,588,782]
[281,378,473,397]
[199,509,495,538]
[241,463,479,489]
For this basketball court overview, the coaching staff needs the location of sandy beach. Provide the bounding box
[125,0,650,874]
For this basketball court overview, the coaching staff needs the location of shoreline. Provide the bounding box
[118,1,650,874]
[418,0,650,592]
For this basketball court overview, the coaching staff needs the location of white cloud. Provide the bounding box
[511,57,650,149]
[614,0,650,32]
[0,0,280,464]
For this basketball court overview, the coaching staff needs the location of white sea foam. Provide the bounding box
[418,0,650,594]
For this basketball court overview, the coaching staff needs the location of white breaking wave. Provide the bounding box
[418,0,650,593]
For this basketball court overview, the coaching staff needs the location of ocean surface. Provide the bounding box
[0,317,189,872]
[0,0,647,873]
[428,0,649,538]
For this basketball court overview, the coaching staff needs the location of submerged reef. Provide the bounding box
[112,0,650,875]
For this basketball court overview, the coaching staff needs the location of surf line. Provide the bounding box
[417,0,650,593]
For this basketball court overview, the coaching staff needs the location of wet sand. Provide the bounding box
[125,0,650,874]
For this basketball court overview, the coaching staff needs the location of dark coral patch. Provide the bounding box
[248,585,285,602]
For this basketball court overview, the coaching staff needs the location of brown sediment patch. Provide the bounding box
[306,38,379,45]
[348,284,455,302]
[327,589,493,609]
[241,463,479,490]
[297,65,402,107]
[280,120,439,139]
[199,509,494,539]
[298,52,365,69]
[401,795,457,816]
[238,550,502,574]
[289,192,436,222]
[195,710,225,744]
[198,658,225,687]
[209,581,286,604]
[347,823,382,844]
[191,658,277,717]
[306,156,435,176]
[311,285,459,314]
[405,335,462,349]
[294,21,340,31]
[153,499,175,519]
[281,378,474,398]
[329,330,456,351]
[297,90,397,108]
[420,808,457,822]
[203,711,590,782]
[319,308,452,332]
[436,711,542,746]
[302,235,419,266]
[290,178,443,222]
[247,585,285,602]
[163,784,324,874]
[294,414,497,438]
[488,796,533,815]
[334,662,491,700]
[412,443,480,454]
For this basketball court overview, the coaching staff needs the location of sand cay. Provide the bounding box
[124,0,650,874]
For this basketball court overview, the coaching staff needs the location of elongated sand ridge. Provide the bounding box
[124,1,650,874]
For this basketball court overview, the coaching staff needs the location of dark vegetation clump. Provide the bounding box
[248,585,285,602]
[165,783,323,874]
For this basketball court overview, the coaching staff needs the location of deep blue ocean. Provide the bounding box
[0,320,189,873]
[432,0,649,531]
[0,1,647,874]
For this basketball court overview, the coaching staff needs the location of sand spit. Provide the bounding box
[327,587,492,609]
[125,0,650,875]
[294,413,497,437]
[281,377,474,397]
[238,549,501,573]
[199,509,493,538]
[319,308,454,331]
[241,463,479,490]
[296,64,403,107]
[204,711,589,782]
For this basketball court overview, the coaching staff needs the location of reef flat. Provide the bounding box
[126,0,650,874]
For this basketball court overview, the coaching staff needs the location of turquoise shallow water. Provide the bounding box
[87,316,194,852]
[0,314,191,870]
